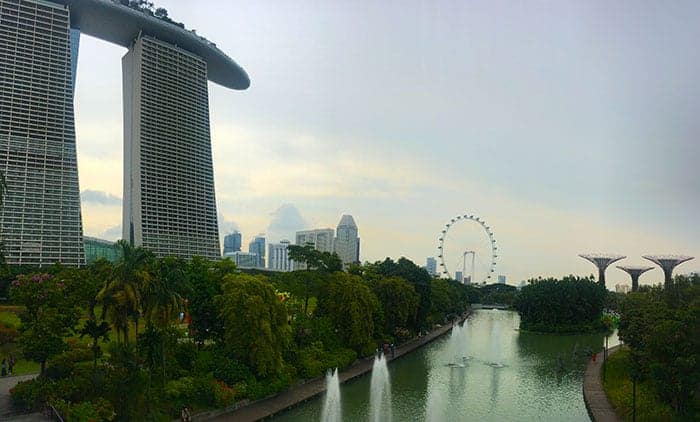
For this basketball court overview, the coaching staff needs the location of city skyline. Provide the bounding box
[71,0,698,284]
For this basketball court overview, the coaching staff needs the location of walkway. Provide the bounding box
[203,313,470,422]
[583,345,622,422]
[0,373,45,421]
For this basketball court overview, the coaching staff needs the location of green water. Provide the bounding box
[273,309,619,422]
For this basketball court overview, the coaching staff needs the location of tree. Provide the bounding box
[315,273,379,354]
[97,240,152,343]
[10,273,79,374]
[79,319,111,368]
[372,276,419,336]
[288,244,343,273]
[215,273,291,377]
[371,258,432,331]
[513,275,607,332]
[186,257,236,343]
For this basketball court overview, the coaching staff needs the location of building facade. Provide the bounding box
[84,236,120,264]
[498,275,506,284]
[224,251,258,268]
[296,228,334,253]
[268,240,292,272]
[455,271,463,283]
[0,0,85,266]
[122,35,220,259]
[425,257,437,276]
[333,215,359,267]
[223,231,242,254]
[248,234,265,268]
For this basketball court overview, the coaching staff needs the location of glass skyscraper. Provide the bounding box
[223,231,242,255]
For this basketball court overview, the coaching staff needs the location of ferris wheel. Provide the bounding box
[437,213,497,284]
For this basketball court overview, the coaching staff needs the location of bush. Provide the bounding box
[45,346,94,379]
[10,378,57,410]
[52,398,116,422]
[165,375,237,411]
[0,322,18,344]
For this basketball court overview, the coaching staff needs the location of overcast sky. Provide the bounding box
[73,0,699,286]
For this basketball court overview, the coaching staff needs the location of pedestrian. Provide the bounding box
[180,406,191,422]
[391,343,396,358]
[1,358,6,377]
[8,355,14,376]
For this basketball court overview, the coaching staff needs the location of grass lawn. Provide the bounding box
[0,343,39,375]
[602,347,674,421]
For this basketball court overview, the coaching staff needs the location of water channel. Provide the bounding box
[273,309,619,422]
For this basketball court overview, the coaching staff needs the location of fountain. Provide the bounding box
[446,322,470,367]
[320,368,341,422]
[369,354,392,422]
[487,315,505,368]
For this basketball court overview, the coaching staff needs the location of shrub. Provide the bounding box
[212,380,236,408]
[10,378,57,410]
[52,398,116,422]
[46,346,94,379]
[0,322,18,344]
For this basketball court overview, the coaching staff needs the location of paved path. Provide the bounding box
[203,313,470,422]
[583,345,622,422]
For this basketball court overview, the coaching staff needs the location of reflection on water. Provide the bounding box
[273,310,619,422]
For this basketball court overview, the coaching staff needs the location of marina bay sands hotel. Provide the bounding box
[0,0,249,266]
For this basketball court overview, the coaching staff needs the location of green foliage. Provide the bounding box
[617,274,700,417]
[287,244,343,272]
[514,275,607,333]
[0,321,18,344]
[370,258,432,331]
[10,273,79,373]
[53,398,116,422]
[215,273,291,377]
[186,257,234,343]
[602,348,675,421]
[10,377,57,411]
[296,341,357,379]
[372,276,420,337]
[315,272,379,354]
[479,283,518,306]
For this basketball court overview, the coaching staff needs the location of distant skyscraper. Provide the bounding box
[123,35,220,258]
[268,240,292,272]
[455,271,463,283]
[223,231,242,255]
[296,229,335,253]
[224,251,258,268]
[498,275,506,284]
[334,215,360,267]
[426,257,437,276]
[295,228,335,270]
[248,234,266,268]
[0,0,85,266]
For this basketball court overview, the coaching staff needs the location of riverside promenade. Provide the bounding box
[583,344,622,422]
[203,311,471,422]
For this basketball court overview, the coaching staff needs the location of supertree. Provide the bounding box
[579,253,626,288]
[642,255,694,289]
[616,265,654,292]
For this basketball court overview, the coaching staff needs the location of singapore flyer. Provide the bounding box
[437,213,497,284]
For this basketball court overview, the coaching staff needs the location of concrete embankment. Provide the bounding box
[201,311,471,422]
[583,344,622,422]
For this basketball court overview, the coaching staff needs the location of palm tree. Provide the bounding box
[79,319,111,369]
[97,240,152,343]
[139,257,186,386]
